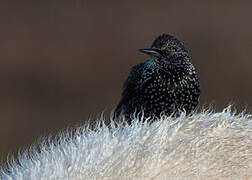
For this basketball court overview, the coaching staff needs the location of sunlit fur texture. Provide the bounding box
[1,106,252,179]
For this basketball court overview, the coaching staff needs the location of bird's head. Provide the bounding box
[139,34,190,67]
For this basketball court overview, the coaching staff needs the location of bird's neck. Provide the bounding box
[153,59,192,74]
[153,61,196,86]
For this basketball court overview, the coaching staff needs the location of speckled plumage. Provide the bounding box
[115,34,200,120]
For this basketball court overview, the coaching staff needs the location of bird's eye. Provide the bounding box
[155,49,166,57]
[156,49,163,55]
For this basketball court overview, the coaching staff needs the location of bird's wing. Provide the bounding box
[122,63,144,97]
[114,63,144,118]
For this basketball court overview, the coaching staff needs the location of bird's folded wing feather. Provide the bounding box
[114,63,144,117]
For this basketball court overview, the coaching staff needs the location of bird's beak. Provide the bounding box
[139,48,160,57]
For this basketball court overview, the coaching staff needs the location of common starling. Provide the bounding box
[114,34,200,121]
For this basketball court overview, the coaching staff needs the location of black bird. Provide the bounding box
[114,34,200,121]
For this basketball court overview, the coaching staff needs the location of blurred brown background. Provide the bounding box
[1,0,252,164]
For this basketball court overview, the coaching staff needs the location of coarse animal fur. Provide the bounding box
[1,106,252,179]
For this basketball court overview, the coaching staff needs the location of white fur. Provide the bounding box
[1,107,252,179]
